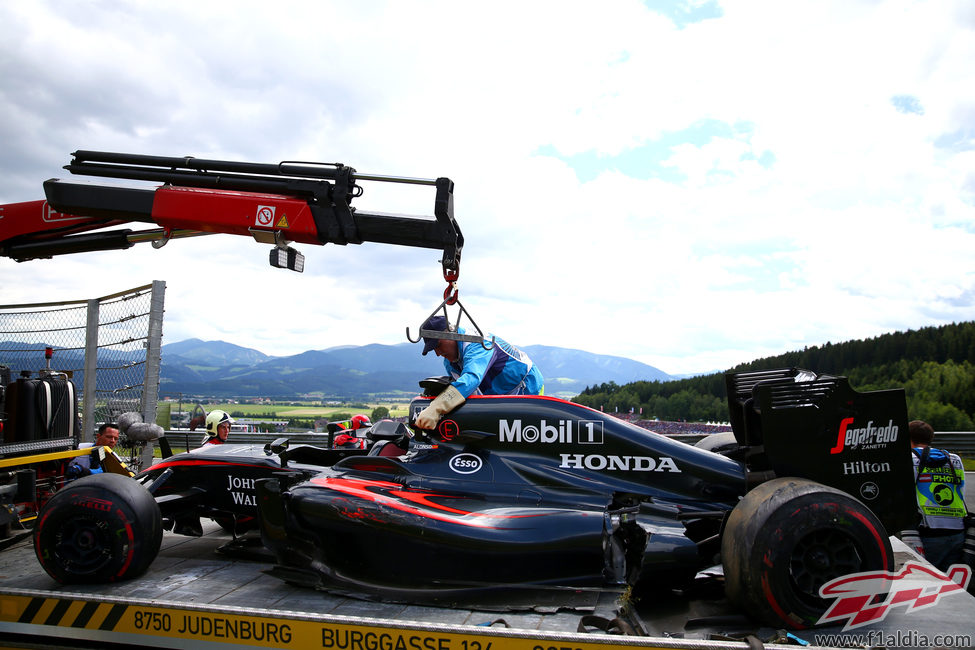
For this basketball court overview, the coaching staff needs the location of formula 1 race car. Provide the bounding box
[32,368,917,630]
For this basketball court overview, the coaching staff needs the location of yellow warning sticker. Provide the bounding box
[275,214,289,228]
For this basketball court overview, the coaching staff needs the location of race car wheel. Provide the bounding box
[34,473,162,584]
[722,477,892,629]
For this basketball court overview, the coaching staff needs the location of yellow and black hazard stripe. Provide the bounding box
[14,594,127,630]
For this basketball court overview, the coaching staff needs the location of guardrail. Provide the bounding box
[672,432,975,455]
[160,429,336,453]
[159,430,975,456]
[926,432,975,456]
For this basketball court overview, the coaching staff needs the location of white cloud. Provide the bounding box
[2,0,974,378]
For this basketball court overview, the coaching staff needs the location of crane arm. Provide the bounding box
[0,151,463,278]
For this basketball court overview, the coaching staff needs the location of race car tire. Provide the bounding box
[722,477,892,629]
[34,473,162,584]
[693,432,738,454]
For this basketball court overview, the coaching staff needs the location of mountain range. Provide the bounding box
[159,338,674,400]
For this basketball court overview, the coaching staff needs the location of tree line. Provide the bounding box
[573,322,975,431]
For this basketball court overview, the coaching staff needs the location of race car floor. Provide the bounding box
[1,521,974,647]
[0,521,625,635]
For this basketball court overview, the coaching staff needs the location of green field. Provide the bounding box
[202,401,410,420]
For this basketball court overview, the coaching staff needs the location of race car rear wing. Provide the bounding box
[726,367,916,533]
[0,150,463,279]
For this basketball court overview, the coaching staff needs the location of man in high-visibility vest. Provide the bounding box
[911,419,968,571]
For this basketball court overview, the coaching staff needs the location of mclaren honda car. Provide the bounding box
[32,369,917,630]
[257,370,916,629]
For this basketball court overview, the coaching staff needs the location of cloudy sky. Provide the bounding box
[1,0,973,376]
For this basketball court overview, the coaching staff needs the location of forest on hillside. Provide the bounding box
[573,322,975,431]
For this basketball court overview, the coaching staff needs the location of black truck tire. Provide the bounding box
[722,477,892,629]
[34,473,162,583]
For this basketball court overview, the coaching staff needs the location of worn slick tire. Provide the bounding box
[34,473,162,584]
[722,477,893,630]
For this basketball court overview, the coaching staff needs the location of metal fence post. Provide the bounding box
[141,280,166,469]
[82,298,99,441]
[142,281,165,424]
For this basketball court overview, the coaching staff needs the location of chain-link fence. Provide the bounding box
[0,281,165,469]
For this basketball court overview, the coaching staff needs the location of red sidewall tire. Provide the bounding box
[722,477,892,629]
[34,473,162,584]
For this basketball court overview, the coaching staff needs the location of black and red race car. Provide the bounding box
[32,369,918,630]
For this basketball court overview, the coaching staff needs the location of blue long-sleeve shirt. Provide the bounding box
[444,329,544,398]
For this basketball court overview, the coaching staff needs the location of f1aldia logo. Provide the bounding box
[829,417,899,454]
[817,561,971,630]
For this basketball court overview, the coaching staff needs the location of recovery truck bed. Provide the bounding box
[0,522,658,650]
[2,522,974,650]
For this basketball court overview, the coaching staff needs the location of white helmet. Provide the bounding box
[205,410,234,438]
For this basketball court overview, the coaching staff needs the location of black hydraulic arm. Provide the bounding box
[32,150,463,277]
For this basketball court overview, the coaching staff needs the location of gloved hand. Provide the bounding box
[65,463,89,481]
[415,385,466,429]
